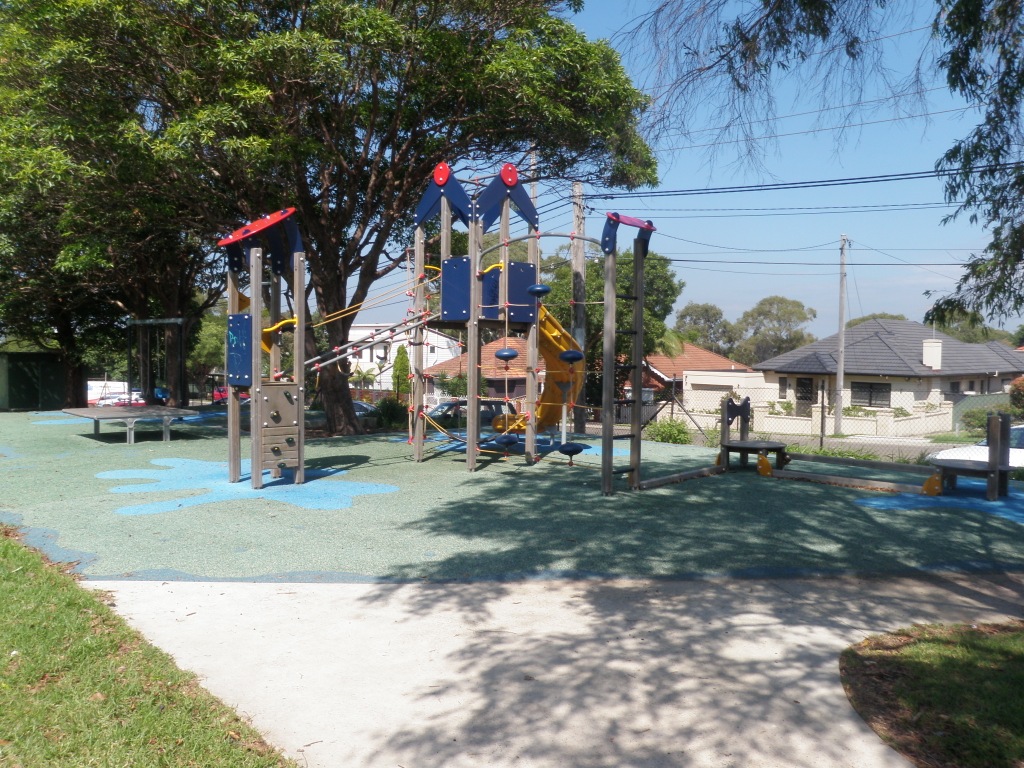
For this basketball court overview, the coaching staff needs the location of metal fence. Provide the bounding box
[639,386,1014,463]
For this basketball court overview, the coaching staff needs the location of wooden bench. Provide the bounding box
[927,457,1010,501]
[63,406,199,444]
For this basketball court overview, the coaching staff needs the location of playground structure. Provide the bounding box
[218,208,307,489]
[409,162,658,494]
[213,182,1013,503]
[216,162,670,495]
[718,397,790,472]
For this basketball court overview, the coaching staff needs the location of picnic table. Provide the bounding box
[63,406,198,444]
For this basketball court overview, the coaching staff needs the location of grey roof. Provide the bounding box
[753,319,1024,377]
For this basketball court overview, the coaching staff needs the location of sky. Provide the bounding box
[354,1,1009,343]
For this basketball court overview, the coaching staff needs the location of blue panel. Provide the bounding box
[507,262,538,323]
[266,226,289,276]
[227,314,253,387]
[440,258,471,323]
[481,268,500,320]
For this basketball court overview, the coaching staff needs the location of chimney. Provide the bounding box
[923,338,942,370]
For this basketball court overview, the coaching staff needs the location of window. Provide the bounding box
[850,382,891,408]
[950,381,961,394]
[778,376,788,398]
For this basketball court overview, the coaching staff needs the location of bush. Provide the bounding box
[960,408,994,434]
[1010,376,1024,416]
[375,396,407,429]
[644,418,692,444]
[893,406,912,418]
[768,400,794,415]
[843,405,869,417]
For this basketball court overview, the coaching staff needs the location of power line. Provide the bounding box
[588,163,1024,200]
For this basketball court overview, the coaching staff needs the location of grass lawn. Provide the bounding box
[0,526,296,768]
[928,432,984,444]
[841,621,1024,768]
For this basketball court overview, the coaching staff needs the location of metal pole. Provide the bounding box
[819,380,826,449]
[833,234,847,435]
[571,181,587,434]
[466,205,482,471]
[629,236,646,490]
[525,184,539,462]
[601,245,617,495]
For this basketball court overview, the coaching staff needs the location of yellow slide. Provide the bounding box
[495,305,585,433]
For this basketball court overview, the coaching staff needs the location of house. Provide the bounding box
[752,319,1024,435]
[424,339,761,414]
[422,337,538,405]
[640,345,764,406]
[346,322,461,394]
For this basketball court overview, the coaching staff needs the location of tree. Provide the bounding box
[542,245,685,404]
[674,302,738,357]
[0,0,656,432]
[846,313,908,327]
[392,345,411,400]
[0,3,227,406]
[625,1,1024,323]
[731,296,817,365]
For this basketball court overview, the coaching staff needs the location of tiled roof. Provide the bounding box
[422,337,544,379]
[645,345,752,380]
[754,319,1024,376]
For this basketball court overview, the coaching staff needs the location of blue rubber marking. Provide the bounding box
[857,478,1024,527]
[97,458,397,516]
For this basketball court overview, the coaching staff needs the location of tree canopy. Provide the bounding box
[0,0,656,426]
[674,302,738,357]
[626,0,1024,324]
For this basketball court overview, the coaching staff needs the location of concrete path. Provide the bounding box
[88,572,1024,768]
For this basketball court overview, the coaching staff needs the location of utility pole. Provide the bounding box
[833,234,847,436]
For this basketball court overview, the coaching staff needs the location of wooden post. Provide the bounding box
[601,244,617,495]
[249,247,264,489]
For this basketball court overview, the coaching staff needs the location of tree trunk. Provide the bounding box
[63,360,88,408]
[320,362,361,434]
[163,323,188,407]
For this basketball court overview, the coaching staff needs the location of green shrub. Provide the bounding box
[768,400,794,415]
[893,406,912,418]
[795,446,880,461]
[644,418,692,444]
[375,396,407,429]
[843,405,869,417]
[960,408,996,434]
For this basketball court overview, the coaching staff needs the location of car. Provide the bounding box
[213,386,250,404]
[427,398,517,430]
[352,401,379,417]
[94,393,128,407]
[96,392,146,408]
[928,424,1024,468]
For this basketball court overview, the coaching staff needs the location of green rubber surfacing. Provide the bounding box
[3,410,1024,582]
